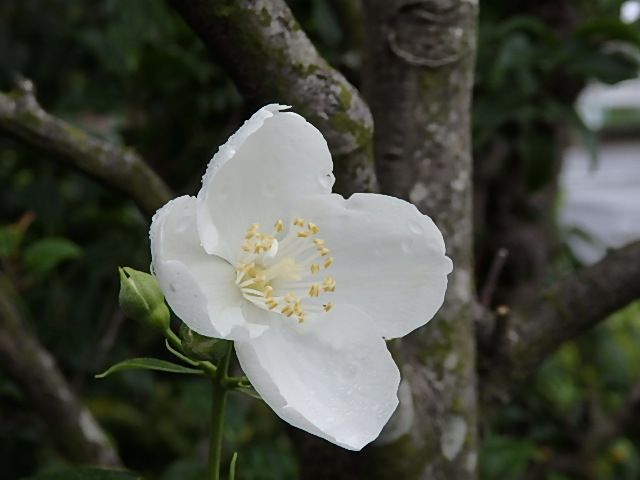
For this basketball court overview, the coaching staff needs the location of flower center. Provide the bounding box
[234,218,335,323]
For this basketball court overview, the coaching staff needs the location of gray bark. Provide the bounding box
[360,1,479,478]
[0,79,172,216]
[483,240,640,396]
[0,277,122,467]
[167,0,376,195]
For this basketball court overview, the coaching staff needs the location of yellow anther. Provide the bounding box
[281,305,295,317]
[242,242,252,252]
[254,274,266,283]
[266,298,279,310]
[245,231,255,239]
[323,302,333,312]
[310,263,320,274]
[274,219,284,232]
[297,313,307,324]
[293,218,305,227]
[319,247,330,256]
[293,301,304,315]
[322,277,336,292]
[308,284,320,297]
[297,230,310,238]
[313,238,325,247]
[242,262,255,272]
[284,292,297,303]
[308,223,320,234]
[263,285,273,298]
[323,257,333,269]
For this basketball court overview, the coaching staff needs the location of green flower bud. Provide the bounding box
[118,266,170,331]
[179,323,225,362]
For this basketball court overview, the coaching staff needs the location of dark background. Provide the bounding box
[1,1,640,479]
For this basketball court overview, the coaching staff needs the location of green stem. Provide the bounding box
[209,341,233,480]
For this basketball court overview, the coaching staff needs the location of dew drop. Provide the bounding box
[318,172,335,189]
[408,220,423,235]
[342,362,359,380]
[174,218,190,233]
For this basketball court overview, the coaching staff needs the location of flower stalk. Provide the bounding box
[208,340,233,480]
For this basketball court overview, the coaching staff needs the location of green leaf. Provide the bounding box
[24,237,82,277]
[0,225,23,258]
[21,468,140,480]
[95,357,204,378]
[576,18,640,46]
[480,434,536,480]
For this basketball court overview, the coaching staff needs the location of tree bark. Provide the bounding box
[0,277,122,467]
[357,1,479,478]
[483,240,640,395]
[168,0,376,195]
[0,80,172,216]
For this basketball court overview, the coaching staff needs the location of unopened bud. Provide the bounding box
[118,267,170,331]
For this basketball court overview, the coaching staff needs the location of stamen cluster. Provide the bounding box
[235,218,336,323]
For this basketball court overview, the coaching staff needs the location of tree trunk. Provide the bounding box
[361,1,479,478]
[296,2,481,479]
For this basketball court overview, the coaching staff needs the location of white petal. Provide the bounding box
[150,196,266,340]
[296,193,453,339]
[197,104,335,262]
[235,305,400,450]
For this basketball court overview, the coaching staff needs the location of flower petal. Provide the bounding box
[150,196,266,340]
[295,193,453,339]
[197,104,335,262]
[235,305,400,450]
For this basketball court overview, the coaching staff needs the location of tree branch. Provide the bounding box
[483,240,640,392]
[167,0,376,195]
[0,276,122,467]
[0,79,172,216]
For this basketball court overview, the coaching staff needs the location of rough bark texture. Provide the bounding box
[167,0,376,195]
[483,240,640,394]
[362,1,478,478]
[0,277,122,467]
[0,80,172,216]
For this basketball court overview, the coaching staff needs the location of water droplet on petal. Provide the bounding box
[318,172,335,190]
[408,220,423,235]
[341,362,359,380]
[401,239,413,253]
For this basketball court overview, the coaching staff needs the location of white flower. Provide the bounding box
[149,105,453,450]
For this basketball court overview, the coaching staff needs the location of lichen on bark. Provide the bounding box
[361,1,479,478]
[168,0,377,195]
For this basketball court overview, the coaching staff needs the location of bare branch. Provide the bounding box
[484,240,640,391]
[0,79,172,216]
[167,0,376,195]
[0,276,122,467]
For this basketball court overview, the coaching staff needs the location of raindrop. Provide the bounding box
[318,172,334,189]
[342,362,358,380]
[408,220,423,235]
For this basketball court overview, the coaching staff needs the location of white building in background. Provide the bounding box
[560,78,640,264]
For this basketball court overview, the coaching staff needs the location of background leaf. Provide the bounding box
[23,237,82,278]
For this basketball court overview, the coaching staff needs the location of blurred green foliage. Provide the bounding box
[1,0,640,479]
